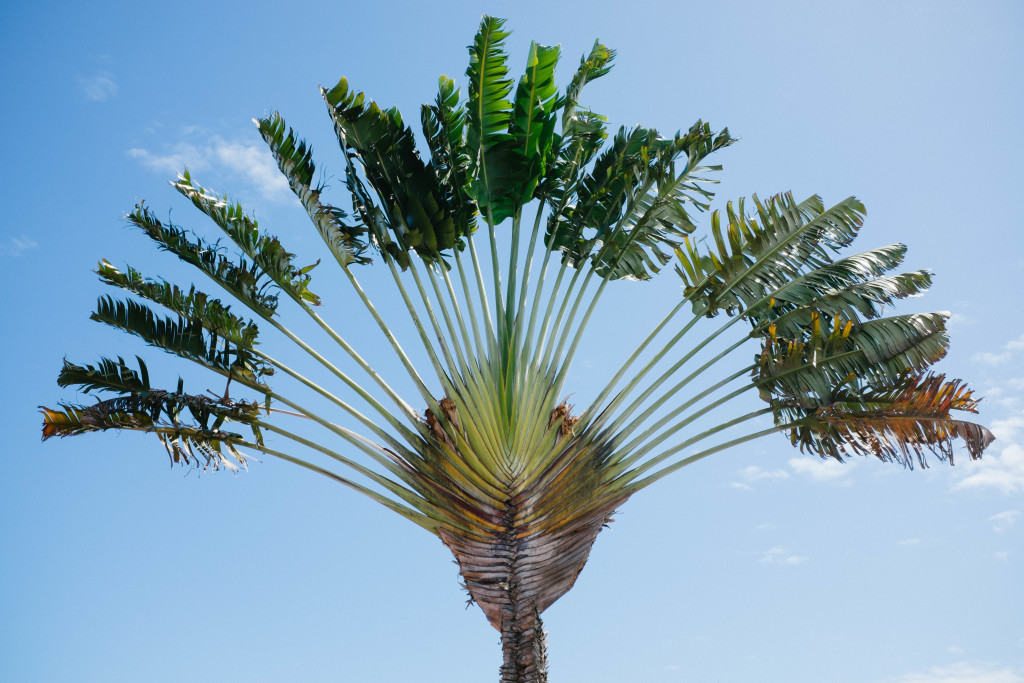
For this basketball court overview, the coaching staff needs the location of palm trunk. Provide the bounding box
[500,600,547,682]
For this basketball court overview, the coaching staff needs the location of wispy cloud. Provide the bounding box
[973,351,1012,366]
[127,134,290,202]
[127,143,212,176]
[881,662,1024,683]
[758,546,807,565]
[741,465,789,481]
[730,465,789,489]
[946,312,973,330]
[973,334,1024,366]
[0,235,38,257]
[989,510,1020,533]
[789,456,855,483]
[79,70,118,101]
[212,140,289,199]
[897,538,922,546]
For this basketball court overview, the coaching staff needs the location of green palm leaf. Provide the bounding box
[255,112,370,267]
[90,296,271,389]
[96,260,260,347]
[323,77,459,262]
[172,171,322,305]
[421,75,478,239]
[465,15,516,223]
[127,204,279,317]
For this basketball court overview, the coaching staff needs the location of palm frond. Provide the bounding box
[127,203,279,317]
[322,78,459,262]
[536,41,615,206]
[96,260,260,347]
[789,373,994,467]
[255,112,370,267]
[508,42,560,203]
[57,356,150,395]
[755,311,949,411]
[90,296,272,389]
[676,193,865,315]
[465,15,516,223]
[421,75,478,239]
[172,170,322,305]
[41,378,263,472]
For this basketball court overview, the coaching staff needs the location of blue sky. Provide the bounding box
[2,1,1022,682]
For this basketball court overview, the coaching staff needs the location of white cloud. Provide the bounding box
[731,465,789,489]
[882,662,1024,683]
[973,334,1024,366]
[947,646,965,654]
[897,538,922,546]
[954,444,1024,495]
[127,143,212,176]
[989,510,1020,533]
[789,456,855,483]
[127,135,290,202]
[991,415,1024,443]
[992,551,1009,561]
[946,312,973,330]
[758,546,807,565]
[212,139,290,199]
[973,351,1012,366]
[0,235,38,257]
[740,465,790,481]
[79,70,118,101]
[952,412,1024,495]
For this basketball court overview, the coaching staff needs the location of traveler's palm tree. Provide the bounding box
[43,17,993,682]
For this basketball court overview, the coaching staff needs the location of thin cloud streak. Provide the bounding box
[0,235,39,257]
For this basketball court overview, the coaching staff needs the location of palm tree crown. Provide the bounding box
[43,16,993,682]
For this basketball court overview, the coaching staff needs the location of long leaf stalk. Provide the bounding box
[259,383,420,479]
[236,439,437,531]
[422,264,472,377]
[504,207,523,338]
[299,303,419,421]
[484,207,507,342]
[260,416,503,531]
[511,203,549,358]
[249,347,414,455]
[435,261,479,367]
[383,255,457,399]
[261,317,419,438]
[598,329,750,440]
[465,231,500,359]
[342,266,436,410]
[256,421,436,517]
[612,375,762,475]
[407,257,464,382]
[264,392,508,528]
[452,248,490,365]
